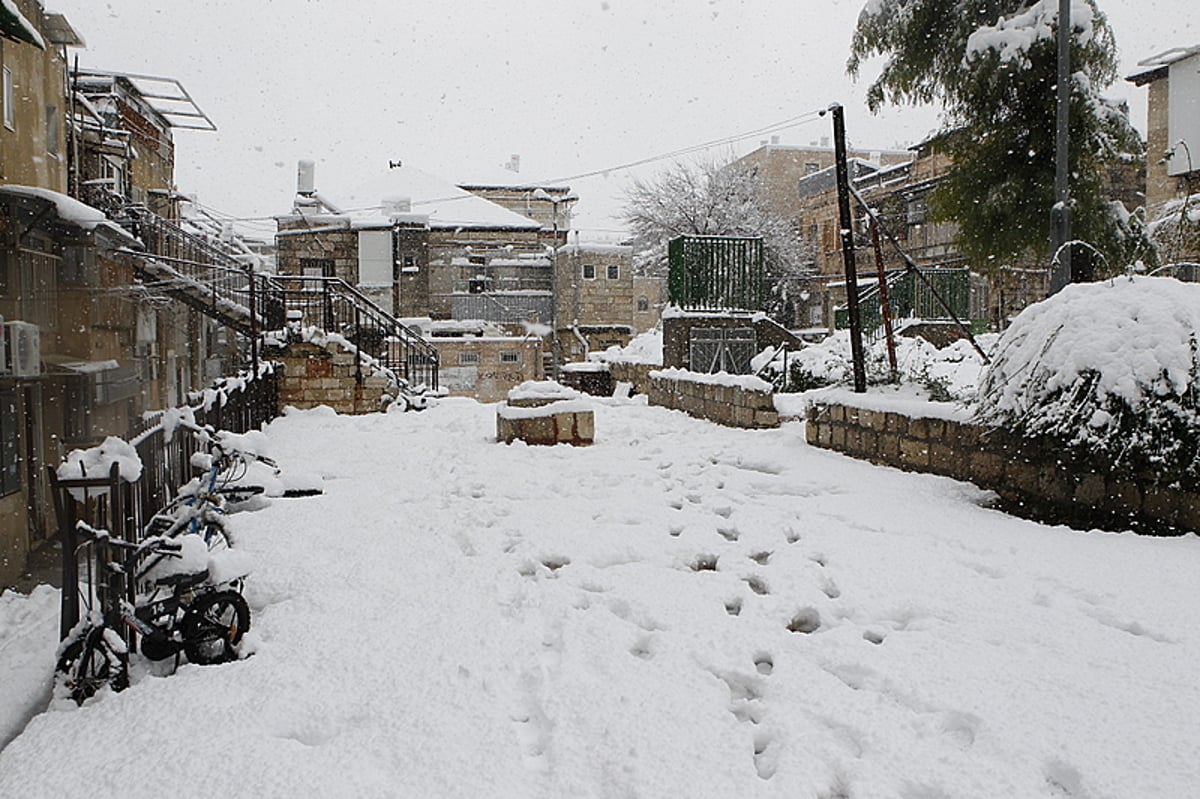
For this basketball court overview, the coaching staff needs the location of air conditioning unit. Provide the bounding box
[5,321,41,377]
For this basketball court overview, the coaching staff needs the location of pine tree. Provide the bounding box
[847,0,1145,274]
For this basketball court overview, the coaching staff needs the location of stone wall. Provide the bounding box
[274,342,395,415]
[647,371,779,429]
[608,362,657,395]
[806,400,1200,535]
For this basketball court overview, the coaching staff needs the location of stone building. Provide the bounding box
[1128,45,1200,269]
[2,1,232,586]
[276,164,664,386]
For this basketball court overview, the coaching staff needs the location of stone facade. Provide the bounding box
[274,342,395,415]
[1128,52,1200,266]
[434,336,543,403]
[806,400,1200,534]
[647,371,779,429]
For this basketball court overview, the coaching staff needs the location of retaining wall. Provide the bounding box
[648,370,779,429]
[806,399,1200,534]
[275,343,393,415]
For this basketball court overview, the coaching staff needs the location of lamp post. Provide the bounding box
[1049,0,1072,294]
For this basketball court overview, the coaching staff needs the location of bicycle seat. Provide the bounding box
[155,568,211,589]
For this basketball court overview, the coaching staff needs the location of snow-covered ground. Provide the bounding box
[2,396,1198,797]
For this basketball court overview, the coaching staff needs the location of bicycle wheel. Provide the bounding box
[56,627,130,705]
[182,590,250,665]
[202,521,231,551]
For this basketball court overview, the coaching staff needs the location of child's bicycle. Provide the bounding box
[56,521,251,706]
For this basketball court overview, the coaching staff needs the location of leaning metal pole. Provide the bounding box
[1049,0,1072,293]
[849,184,991,364]
[829,103,868,393]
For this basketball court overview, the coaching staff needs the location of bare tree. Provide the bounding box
[622,158,812,322]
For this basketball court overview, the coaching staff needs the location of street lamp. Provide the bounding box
[531,188,577,380]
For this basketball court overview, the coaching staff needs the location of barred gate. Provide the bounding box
[689,327,757,374]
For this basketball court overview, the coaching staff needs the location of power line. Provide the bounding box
[187,110,830,221]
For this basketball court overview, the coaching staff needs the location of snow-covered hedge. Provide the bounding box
[974,277,1200,481]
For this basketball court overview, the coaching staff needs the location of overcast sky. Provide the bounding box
[49,0,1196,240]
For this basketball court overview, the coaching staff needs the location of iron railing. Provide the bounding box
[270,276,440,390]
[835,267,975,343]
[117,210,439,391]
[668,235,765,312]
[51,368,281,640]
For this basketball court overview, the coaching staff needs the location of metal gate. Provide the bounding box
[689,327,757,374]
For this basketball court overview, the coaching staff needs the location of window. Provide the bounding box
[0,389,18,498]
[906,195,928,226]
[458,352,481,365]
[637,296,649,312]
[499,351,519,364]
[804,162,819,175]
[358,230,392,287]
[606,264,619,280]
[582,264,596,280]
[299,257,335,277]
[3,67,13,130]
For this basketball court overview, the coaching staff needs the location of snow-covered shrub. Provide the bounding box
[974,277,1200,481]
[760,331,994,402]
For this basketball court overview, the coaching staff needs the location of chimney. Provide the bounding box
[770,135,780,145]
[297,159,315,195]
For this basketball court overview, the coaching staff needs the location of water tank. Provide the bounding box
[297,160,316,195]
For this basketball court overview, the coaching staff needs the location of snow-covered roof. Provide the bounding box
[0,185,136,243]
[0,0,45,50]
[1127,44,1200,84]
[328,166,543,231]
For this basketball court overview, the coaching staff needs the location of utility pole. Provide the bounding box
[1050,0,1072,293]
[828,103,867,393]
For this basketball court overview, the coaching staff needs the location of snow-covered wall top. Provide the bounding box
[651,367,772,392]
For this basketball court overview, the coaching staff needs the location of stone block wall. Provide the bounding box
[496,407,594,446]
[608,362,657,395]
[806,400,1200,535]
[647,372,779,429]
[274,342,395,415]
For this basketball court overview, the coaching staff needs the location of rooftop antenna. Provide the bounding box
[389,159,403,169]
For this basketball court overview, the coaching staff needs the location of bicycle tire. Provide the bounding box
[56,626,129,705]
[182,590,250,665]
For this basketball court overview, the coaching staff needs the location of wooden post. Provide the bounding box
[830,104,867,393]
[871,221,898,376]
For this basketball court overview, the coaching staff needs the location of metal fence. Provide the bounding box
[668,236,765,312]
[835,267,976,341]
[270,276,440,391]
[51,368,280,640]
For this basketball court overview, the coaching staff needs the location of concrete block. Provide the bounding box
[753,410,780,429]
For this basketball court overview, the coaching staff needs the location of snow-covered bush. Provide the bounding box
[974,277,1200,481]
[759,331,995,402]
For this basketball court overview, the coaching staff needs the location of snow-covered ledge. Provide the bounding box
[647,368,779,429]
[806,395,1200,535]
[497,381,594,446]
